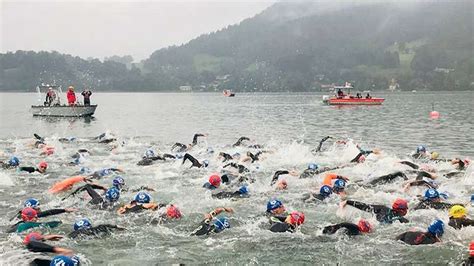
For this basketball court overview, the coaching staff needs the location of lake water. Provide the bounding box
[0,91,473,265]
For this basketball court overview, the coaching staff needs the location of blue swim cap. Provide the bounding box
[9,156,20,166]
[113,176,125,189]
[207,147,214,154]
[266,199,283,212]
[79,167,92,174]
[24,198,40,209]
[100,168,112,176]
[308,163,318,170]
[417,145,426,153]
[334,179,346,189]
[175,153,184,159]
[427,219,444,237]
[239,185,249,195]
[424,188,440,200]
[106,187,120,202]
[202,160,209,167]
[74,218,92,231]
[144,149,155,158]
[134,192,151,204]
[50,255,79,266]
[213,216,230,232]
[319,185,333,197]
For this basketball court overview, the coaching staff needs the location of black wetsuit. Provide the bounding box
[246,151,262,163]
[314,136,332,152]
[191,218,219,236]
[232,137,250,147]
[323,222,361,236]
[367,171,408,185]
[26,240,56,253]
[219,152,233,162]
[120,203,166,215]
[269,216,296,233]
[449,217,474,229]
[212,190,248,199]
[346,200,409,224]
[399,161,419,169]
[396,231,439,245]
[172,143,188,153]
[302,192,327,202]
[68,224,123,239]
[64,184,106,203]
[271,170,290,185]
[350,150,373,163]
[223,162,249,174]
[137,154,175,166]
[192,134,205,145]
[19,167,41,173]
[413,200,460,210]
[182,153,203,168]
[91,168,121,179]
[30,259,52,266]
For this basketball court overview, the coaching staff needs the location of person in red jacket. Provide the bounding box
[67,86,76,106]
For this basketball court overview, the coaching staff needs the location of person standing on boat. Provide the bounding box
[66,86,76,106]
[81,88,92,106]
[45,87,56,106]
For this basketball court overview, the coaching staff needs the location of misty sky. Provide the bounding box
[1,0,273,61]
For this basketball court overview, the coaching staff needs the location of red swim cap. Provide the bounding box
[470,241,474,257]
[38,161,48,169]
[21,207,38,221]
[209,175,221,187]
[392,198,408,216]
[358,219,372,233]
[288,211,305,226]
[23,232,43,244]
[166,205,182,219]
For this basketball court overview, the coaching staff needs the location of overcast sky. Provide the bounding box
[1,0,273,61]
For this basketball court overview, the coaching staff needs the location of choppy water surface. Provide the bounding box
[0,92,473,265]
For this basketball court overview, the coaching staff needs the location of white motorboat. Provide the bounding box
[31,84,97,117]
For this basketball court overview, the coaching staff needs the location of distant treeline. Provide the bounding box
[1,1,472,92]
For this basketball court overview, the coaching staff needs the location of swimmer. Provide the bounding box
[266,199,287,223]
[117,192,165,215]
[396,219,444,245]
[241,151,264,163]
[182,153,208,168]
[413,188,461,210]
[212,185,249,199]
[302,185,333,202]
[322,219,372,236]
[137,149,176,166]
[222,162,250,174]
[151,204,183,224]
[203,175,222,190]
[448,205,474,229]
[366,171,408,186]
[412,145,430,159]
[172,133,207,152]
[8,208,62,233]
[58,136,77,143]
[269,211,305,233]
[232,136,250,147]
[11,198,75,221]
[218,152,234,162]
[31,255,80,266]
[341,198,409,224]
[270,170,298,185]
[322,173,349,196]
[403,177,438,191]
[313,136,333,153]
[191,207,233,236]
[23,232,72,256]
[68,218,125,239]
[19,161,48,174]
[0,156,20,169]
[90,167,124,179]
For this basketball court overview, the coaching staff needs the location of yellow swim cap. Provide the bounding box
[449,205,466,218]
[431,152,439,160]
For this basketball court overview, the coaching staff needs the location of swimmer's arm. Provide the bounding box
[399,161,419,169]
[37,208,76,218]
[205,207,234,220]
[345,200,375,212]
